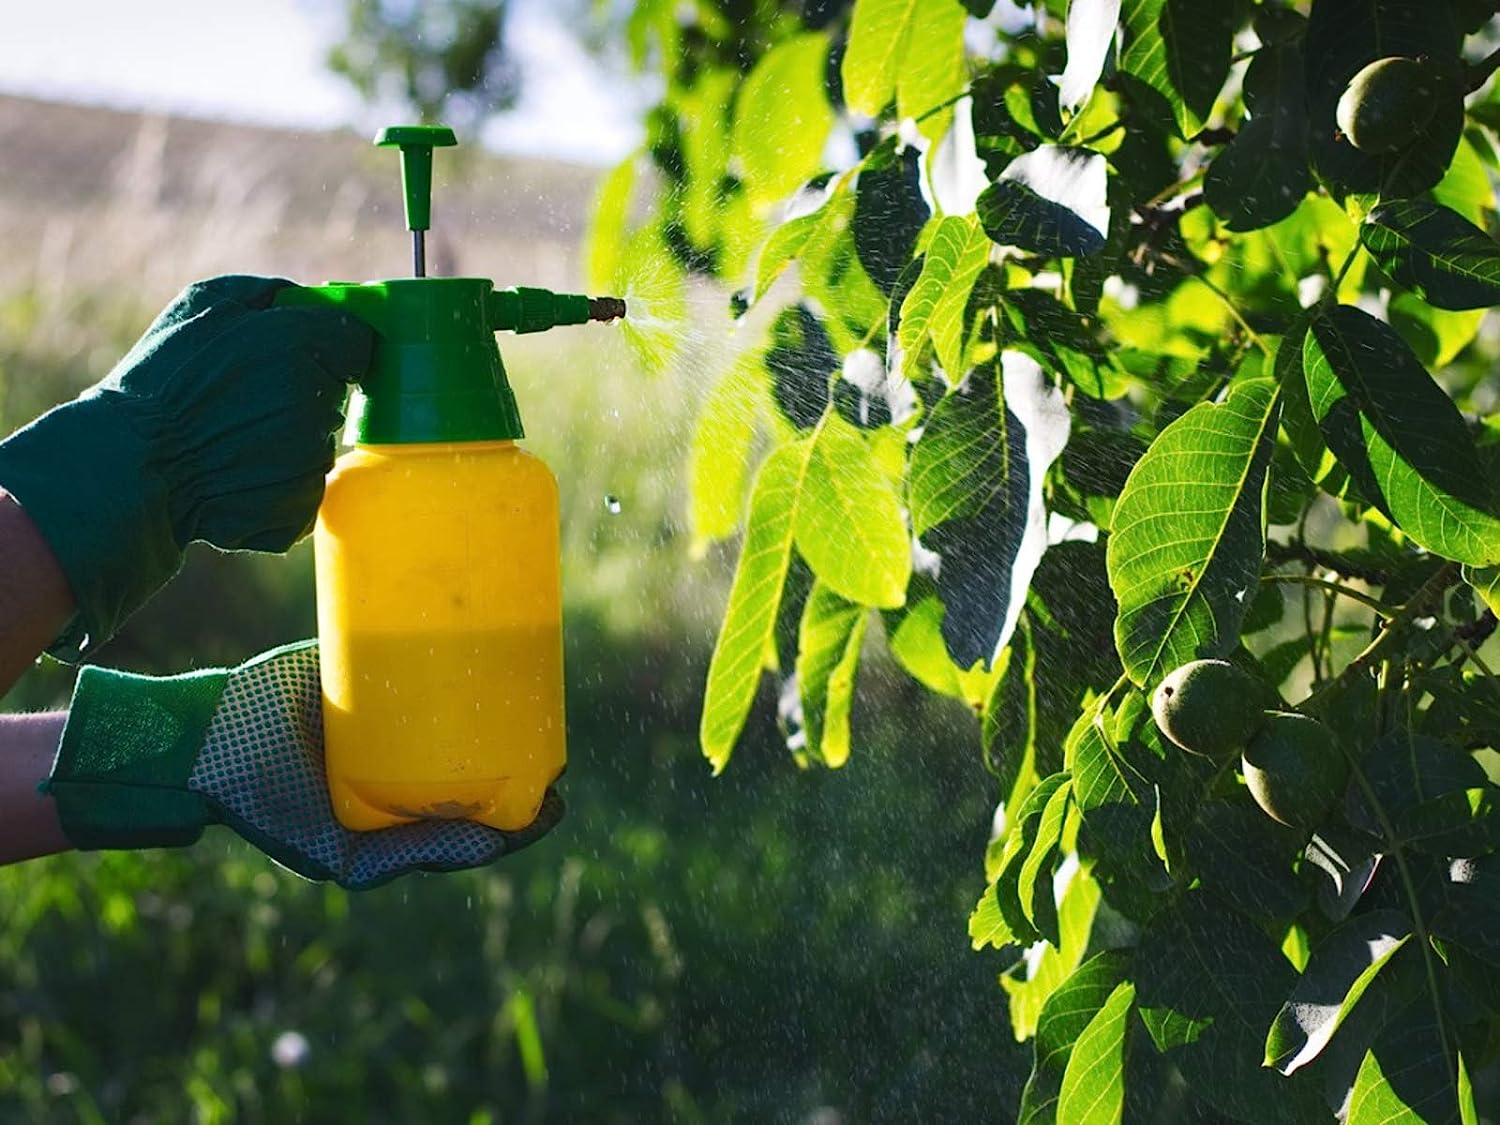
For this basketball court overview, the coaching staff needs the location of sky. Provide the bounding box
[0,0,648,165]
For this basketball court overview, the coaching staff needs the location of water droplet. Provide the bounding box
[271,1030,310,1069]
[604,494,622,515]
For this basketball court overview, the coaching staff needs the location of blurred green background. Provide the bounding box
[0,95,1023,1121]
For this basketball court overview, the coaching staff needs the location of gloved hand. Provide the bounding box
[0,276,372,660]
[41,641,562,890]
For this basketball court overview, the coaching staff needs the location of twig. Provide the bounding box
[1301,563,1458,709]
[1261,573,1394,618]
[1342,747,1454,1074]
[1265,540,1390,584]
[1455,609,1499,649]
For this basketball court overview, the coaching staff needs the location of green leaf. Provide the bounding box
[1361,199,1500,311]
[1303,305,1500,567]
[909,361,1016,537]
[1275,327,1349,496]
[1000,289,1125,400]
[1353,732,1496,855]
[1392,787,1500,856]
[1348,997,1465,1125]
[732,34,834,207]
[1305,826,1380,922]
[1108,378,1280,687]
[586,154,638,293]
[700,440,812,772]
[841,0,967,128]
[1002,866,1104,1042]
[679,70,737,250]
[795,416,910,609]
[885,584,971,700]
[1118,0,1237,139]
[1431,874,1500,970]
[1264,909,1414,1075]
[1362,733,1486,823]
[1057,0,1122,111]
[983,619,1041,796]
[896,0,967,140]
[969,64,1053,177]
[998,541,1120,789]
[1017,949,1131,1125]
[1202,42,1312,231]
[1431,136,1495,227]
[1016,778,1072,945]
[1388,292,1485,369]
[978,145,1111,257]
[1304,0,1461,197]
[794,580,868,768]
[970,772,1071,949]
[1186,799,1310,923]
[1466,564,1500,618]
[755,191,833,303]
[766,304,836,430]
[1135,893,1325,1124]
[911,355,1072,667]
[854,144,932,293]
[689,353,763,547]
[1069,694,1166,897]
[897,215,992,380]
[1057,979,1135,1125]
[841,0,918,114]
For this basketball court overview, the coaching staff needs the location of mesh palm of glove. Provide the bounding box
[0,275,373,660]
[42,641,563,890]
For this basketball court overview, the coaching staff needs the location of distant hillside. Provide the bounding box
[0,94,601,304]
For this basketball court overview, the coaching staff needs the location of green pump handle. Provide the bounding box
[376,125,457,275]
[376,125,456,234]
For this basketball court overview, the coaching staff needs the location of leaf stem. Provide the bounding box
[1339,747,1454,1076]
[1301,563,1458,710]
[1265,540,1390,584]
[1303,580,1323,683]
[1189,271,1271,356]
[912,89,971,129]
[1076,119,1125,148]
[1448,629,1500,702]
[1143,169,1206,209]
[1260,573,1394,618]
[1325,243,1361,303]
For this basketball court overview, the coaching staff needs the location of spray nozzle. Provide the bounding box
[376,125,458,276]
[489,287,628,333]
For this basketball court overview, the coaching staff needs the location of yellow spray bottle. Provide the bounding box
[277,126,625,832]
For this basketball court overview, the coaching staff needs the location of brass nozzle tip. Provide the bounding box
[589,296,627,323]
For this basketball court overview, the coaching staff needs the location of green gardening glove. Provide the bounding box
[0,276,372,660]
[41,641,562,890]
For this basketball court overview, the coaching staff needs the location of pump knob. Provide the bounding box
[376,125,458,276]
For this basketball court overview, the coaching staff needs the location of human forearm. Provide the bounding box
[0,489,74,696]
[0,710,68,864]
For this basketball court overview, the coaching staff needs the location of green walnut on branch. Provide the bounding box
[1150,659,1281,760]
[1241,711,1349,829]
[1335,55,1451,154]
[1151,659,1349,830]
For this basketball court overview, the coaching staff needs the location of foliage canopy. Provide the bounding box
[590,1,1500,1118]
[338,0,1500,1118]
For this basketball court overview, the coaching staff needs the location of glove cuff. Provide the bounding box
[0,392,181,661]
[43,663,228,849]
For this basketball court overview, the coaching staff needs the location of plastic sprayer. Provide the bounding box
[277,125,625,832]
